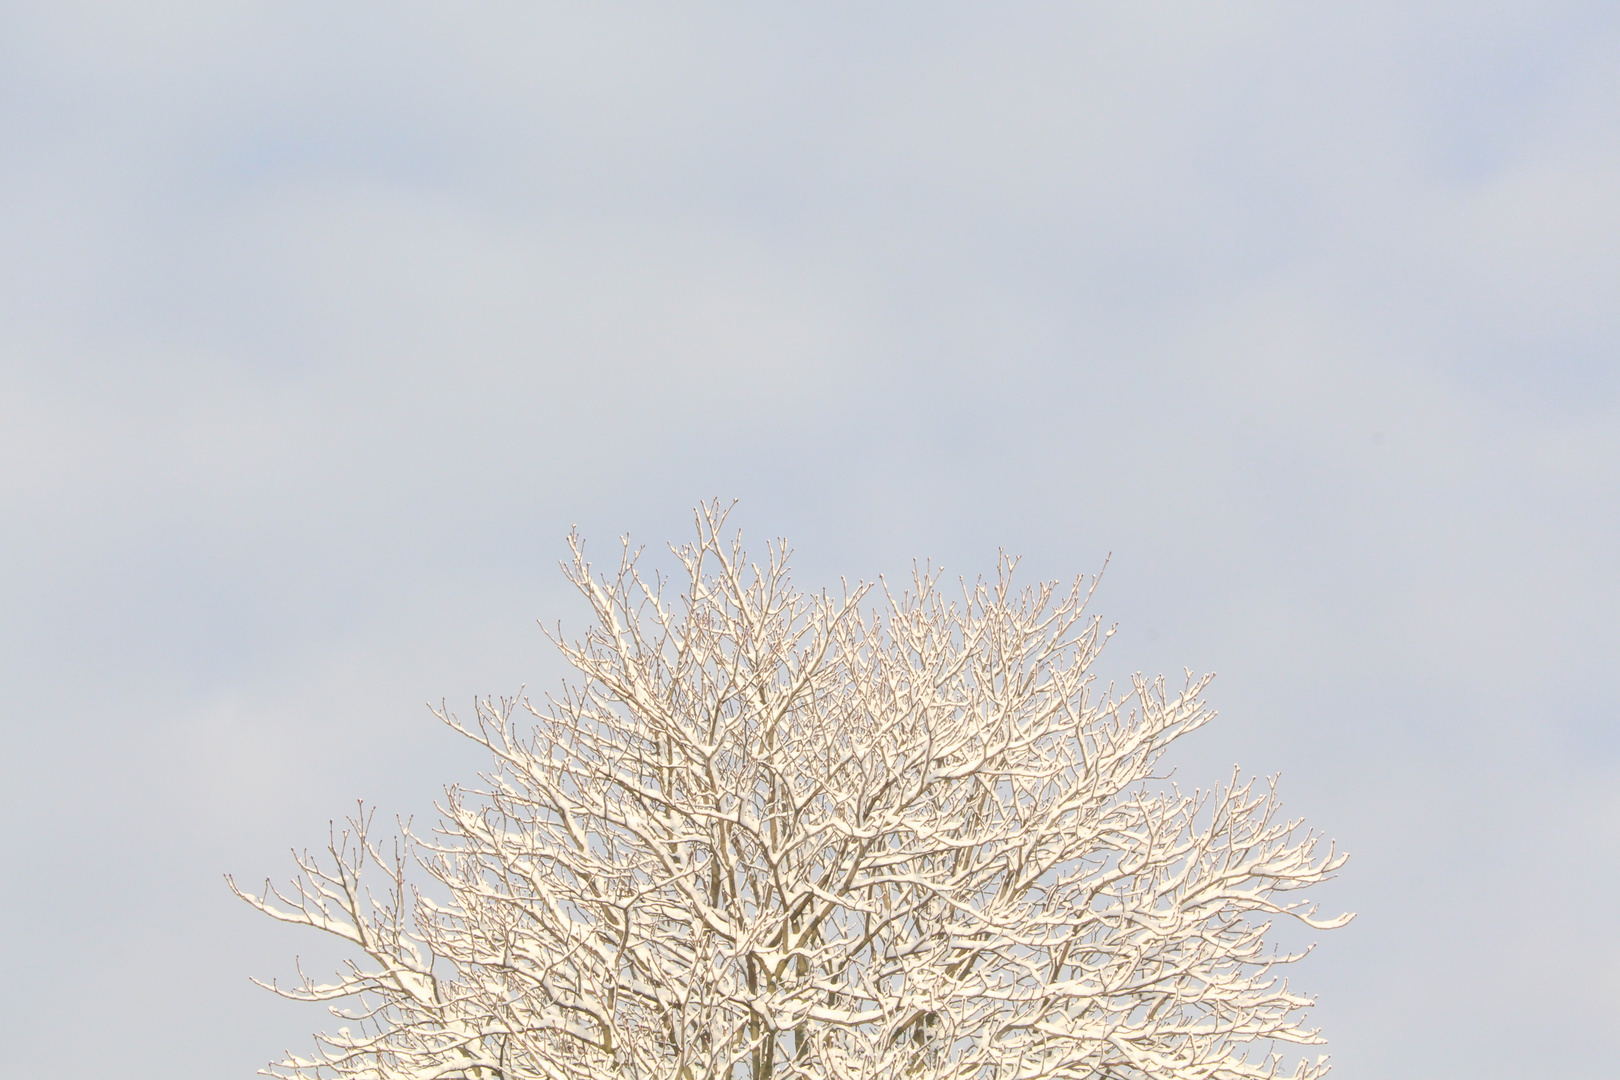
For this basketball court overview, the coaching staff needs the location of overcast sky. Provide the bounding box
[2,4,1617,1078]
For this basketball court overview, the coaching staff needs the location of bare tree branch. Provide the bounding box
[235,501,1350,1080]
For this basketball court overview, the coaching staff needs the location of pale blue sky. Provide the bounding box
[2,5,1617,1077]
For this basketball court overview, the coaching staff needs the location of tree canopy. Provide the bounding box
[233,503,1350,1080]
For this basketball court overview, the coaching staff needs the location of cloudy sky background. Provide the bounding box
[3,4,1617,1077]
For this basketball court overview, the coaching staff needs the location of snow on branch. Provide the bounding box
[234,501,1351,1080]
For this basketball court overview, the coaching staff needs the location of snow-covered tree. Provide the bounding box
[232,503,1350,1080]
